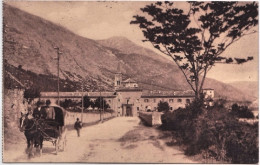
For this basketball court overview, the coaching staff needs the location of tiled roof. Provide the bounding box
[141,90,195,98]
[116,87,142,92]
[88,92,116,97]
[203,88,214,90]
[41,90,196,98]
[122,78,137,83]
[41,92,116,98]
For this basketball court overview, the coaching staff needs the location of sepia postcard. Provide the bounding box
[2,1,259,163]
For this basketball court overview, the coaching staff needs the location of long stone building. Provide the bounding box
[41,69,214,117]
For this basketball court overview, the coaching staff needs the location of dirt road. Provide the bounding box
[4,117,197,163]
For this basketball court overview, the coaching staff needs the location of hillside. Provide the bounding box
[98,37,256,101]
[228,81,258,99]
[3,4,255,101]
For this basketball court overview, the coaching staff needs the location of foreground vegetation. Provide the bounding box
[161,101,258,163]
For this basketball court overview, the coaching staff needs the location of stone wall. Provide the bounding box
[139,112,162,126]
[3,89,26,148]
[65,111,116,125]
[4,89,25,129]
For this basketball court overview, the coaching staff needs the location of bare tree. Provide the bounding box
[131,2,258,100]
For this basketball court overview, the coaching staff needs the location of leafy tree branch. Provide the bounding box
[131,1,258,100]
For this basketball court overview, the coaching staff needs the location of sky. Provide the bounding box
[5,1,259,83]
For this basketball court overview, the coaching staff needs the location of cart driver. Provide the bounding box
[41,100,55,120]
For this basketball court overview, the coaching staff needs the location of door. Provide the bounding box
[126,106,133,117]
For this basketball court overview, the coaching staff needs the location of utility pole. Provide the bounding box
[54,47,62,105]
[102,98,104,121]
[81,80,84,123]
[99,76,103,122]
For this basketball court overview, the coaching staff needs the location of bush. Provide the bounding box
[161,101,258,163]
[225,123,258,163]
[60,99,80,109]
[83,96,94,108]
[24,87,41,103]
[231,103,254,119]
[94,97,110,110]
[157,101,170,112]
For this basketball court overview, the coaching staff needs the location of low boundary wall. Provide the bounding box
[65,111,116,125]
[139,112,163,126]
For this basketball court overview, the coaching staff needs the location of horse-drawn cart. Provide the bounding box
[20,105,67,157]
[39,105,67,154]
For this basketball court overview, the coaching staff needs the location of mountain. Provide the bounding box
[228,81,258,99]
[3,4,256,101]
[97,37,256,101]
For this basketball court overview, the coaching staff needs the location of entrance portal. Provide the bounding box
[122,104,133,117]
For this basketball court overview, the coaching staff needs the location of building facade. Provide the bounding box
[40,69,214,117]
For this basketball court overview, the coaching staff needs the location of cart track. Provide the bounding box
[3,117,197,163]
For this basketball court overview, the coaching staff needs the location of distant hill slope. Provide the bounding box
[98,37,256,101]
[3,4,255,101]
[228,81,258,99]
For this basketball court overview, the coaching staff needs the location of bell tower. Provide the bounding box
[114,62,122,90]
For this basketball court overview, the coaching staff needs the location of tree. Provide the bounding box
[60,99,74,109]
[83,95,94,108]
[94,97,110,110]
[18,65,22,70]
[131,2,258,100]
[231,103,254,119]
[24,87,41,103]
[157,101,170,112]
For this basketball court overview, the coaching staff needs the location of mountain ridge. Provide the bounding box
[3,4,256,102]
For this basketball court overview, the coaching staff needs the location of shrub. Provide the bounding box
[157,101,170,112]
[24,87,41,103]
[94,97,110,110]
[60,99,80,110]
[225,122,258,163]
[83,95,94,108]
[231,103,254,119]
[161,100,258,163]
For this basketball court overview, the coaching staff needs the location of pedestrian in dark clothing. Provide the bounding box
[74,118,82,137]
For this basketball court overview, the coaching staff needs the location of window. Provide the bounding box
[137,107,139,111]
[186,99,190,103]
[117,81,120,85]
[153,99,156,103]
[170,107,173,110]
[177,99,182,103]
[144,99,149,103]
[169,99,174,103]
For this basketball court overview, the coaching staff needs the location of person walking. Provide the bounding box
[74,118,82,137]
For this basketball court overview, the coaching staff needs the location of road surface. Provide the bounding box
[4,117,197,163]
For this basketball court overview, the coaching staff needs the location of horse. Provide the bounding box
[19,113,44,158]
